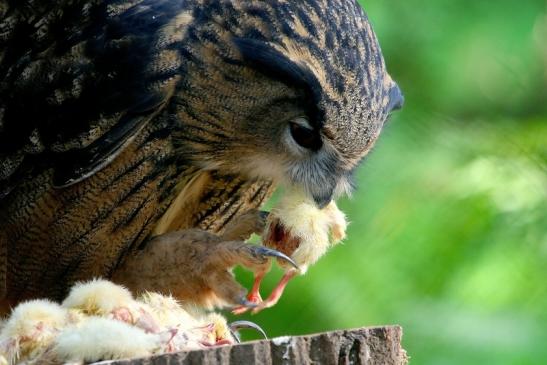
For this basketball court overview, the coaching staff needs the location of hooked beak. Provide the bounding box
[387,82,404,112]
[312,190,333,209]
[310,179,336,208]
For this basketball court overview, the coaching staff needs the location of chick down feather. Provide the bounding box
[1,280,237,364]
[264,188,347,274]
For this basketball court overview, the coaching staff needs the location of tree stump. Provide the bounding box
[94,325,407,365]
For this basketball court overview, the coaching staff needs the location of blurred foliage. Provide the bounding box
[228,1,547,364]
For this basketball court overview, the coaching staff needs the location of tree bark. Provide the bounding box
[94,325,408,365]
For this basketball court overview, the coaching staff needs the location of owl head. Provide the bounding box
[175,0,403,207]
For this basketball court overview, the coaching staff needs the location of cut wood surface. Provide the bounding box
[95,325,408,365]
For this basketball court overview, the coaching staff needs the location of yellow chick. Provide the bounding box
[198,313,234,346]
[51,317,171,363]
[266,190,347,273]
[196,314,268,345]
[138,291,268,349]
[234,188,347,314]
[0,299,70,364]
[164,312,237,351]
[62,279,160,333]
[62,279,134,318]
[0,281,267,363]
[137,292,198,331]
[137,293,231,351]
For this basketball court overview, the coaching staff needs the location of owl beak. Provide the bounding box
[308,173,339,209]
[387,82,404,112]
[312,189,334,209]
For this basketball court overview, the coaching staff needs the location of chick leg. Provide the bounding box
[232,269,298,315]
[112,229,296,309]
[252,269,298,313]
[231,271,265,315]
[247,272,265,303]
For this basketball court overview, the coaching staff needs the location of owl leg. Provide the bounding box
[219,209,269,241]
[203,243,297,309]
[112,229,296,309]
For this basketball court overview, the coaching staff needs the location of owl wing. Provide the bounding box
[0,0,186,200]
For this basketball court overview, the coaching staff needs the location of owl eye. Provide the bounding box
[289,118,322,151]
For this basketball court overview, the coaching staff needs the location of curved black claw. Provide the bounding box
[229,320,268,343]
[253,246,298,269]
[258,210,270,220]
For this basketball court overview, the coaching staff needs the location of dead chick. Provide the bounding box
[62,282,263,350]
[192,313,260,347]
[62,279,160,334]
[136,292,264,350]
[234,188,347,314]
[202,313,233,346]
[137,292,198,331]
[136,291,208,351]
[0,300,70,364]
[50,313,247,362]
[48,317,173,364]
[0,282,266,364]
[164,312,228,351]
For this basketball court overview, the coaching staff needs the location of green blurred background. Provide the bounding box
[230,1,547,364]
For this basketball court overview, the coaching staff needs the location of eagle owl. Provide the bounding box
[0,0,403,312]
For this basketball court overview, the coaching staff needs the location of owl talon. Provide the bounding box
[229,320,267,343]
[250,246,298,269]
